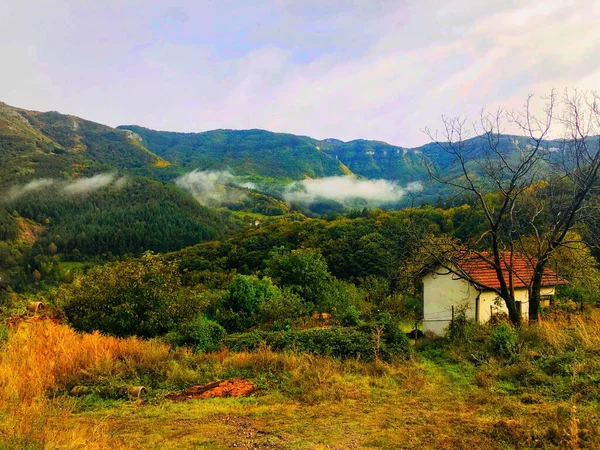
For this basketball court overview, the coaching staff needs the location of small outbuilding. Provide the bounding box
[421,253,567,335]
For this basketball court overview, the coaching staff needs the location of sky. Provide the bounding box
[1,0,599,147]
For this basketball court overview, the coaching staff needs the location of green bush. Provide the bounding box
[226,322,411,361]
[327,279,364,325]
[446,307,478,342]
[214,275,282,332]
[266,248,331,307]
[555,278,600,307]
[258,288,311,325]
[59,253,204,338]
[360,312,412,360]
[489,322,517,358]
[226,327,373,360]
[165,316,226,353]
[339,305,361,326]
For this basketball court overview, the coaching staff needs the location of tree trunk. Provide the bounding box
[504,295,521,326]
[529,265,545,324]
[529,294,540,324]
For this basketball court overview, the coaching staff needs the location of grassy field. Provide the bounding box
[1,313,599,449]
[64,362,591,449]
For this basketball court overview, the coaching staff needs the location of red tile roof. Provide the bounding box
[455,252,568,290]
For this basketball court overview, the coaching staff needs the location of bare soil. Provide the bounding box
[167,379,258,401]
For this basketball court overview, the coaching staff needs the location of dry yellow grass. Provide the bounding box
[0,319,170,448]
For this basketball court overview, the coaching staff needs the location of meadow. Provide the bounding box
[1,308,599,449]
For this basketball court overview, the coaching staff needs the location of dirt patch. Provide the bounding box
[167,379,258,401]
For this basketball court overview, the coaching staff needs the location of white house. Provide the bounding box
[421,253,567,335]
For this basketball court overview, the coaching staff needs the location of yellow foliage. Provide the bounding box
[154,158,171,168]
[340,162,354,176]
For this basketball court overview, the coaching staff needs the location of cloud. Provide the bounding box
[1,1,599,146]
[6,178,54,201]
[63,173,117,195]
[283,176,422,205]
[3,173,125,202]
[113,175,130,190]
[175,170,246,206]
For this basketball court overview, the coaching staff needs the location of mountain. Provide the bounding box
[321,139,426,182]
[117,125,434,183]
[0,101,589,290]
[2,101,576,200]
[117,126,354,182]
[0,103,241,284]
[0,102,176,189]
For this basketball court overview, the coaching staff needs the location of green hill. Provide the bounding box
[117,126,353,182]
[321,139,426,182]
[0,102,176,189]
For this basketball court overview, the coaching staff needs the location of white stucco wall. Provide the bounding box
[477,286,555,322]
[422,269,479,335]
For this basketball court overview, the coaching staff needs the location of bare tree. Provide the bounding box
[422,90,600,325]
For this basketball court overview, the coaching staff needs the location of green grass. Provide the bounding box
[60,358,595,449]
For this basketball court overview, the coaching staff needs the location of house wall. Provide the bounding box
[477,286,554,322]
[422,270,479,335]
[423,270,557,335]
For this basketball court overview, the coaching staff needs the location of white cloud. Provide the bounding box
[6,178,54,201]
[175,170,246,206]
[284,176,421,205]
[63,173,117,195]
[3,173,126,202]
[0,0,599,146]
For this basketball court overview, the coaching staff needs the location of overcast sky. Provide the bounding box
[1,0,599,146]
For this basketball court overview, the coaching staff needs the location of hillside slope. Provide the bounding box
[117,125,433,183]
[0,102,174,189]
[117,126,353,182]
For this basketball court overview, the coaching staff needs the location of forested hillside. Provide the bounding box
[117,126,353,181]
[0,102,179,188]
[0,103,247,289]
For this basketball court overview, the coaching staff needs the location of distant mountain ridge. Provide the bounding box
[0,100,585,274]
[116,125,352,182]
[116,125,431,183]
[1,101,575,190]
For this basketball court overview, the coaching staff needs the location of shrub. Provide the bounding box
[339,305,361,326]
[58,252,204,337]
[226,322,411,361]
[226,327,374,360]
[361,312,412,360]
[258,287,311,325]
[446,306,478,342]
[489,323,518,358]
[266,248,331,307]
[165,317,226,353]
[214,275,283,332]
[327,279,364,325]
